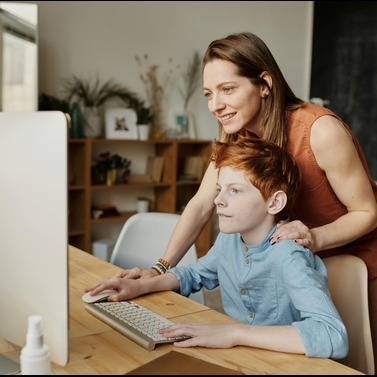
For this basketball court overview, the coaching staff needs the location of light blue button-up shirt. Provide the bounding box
[169,226,348,359]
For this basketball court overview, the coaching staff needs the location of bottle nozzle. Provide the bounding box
[28,315,43,336]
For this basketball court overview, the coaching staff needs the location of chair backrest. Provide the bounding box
[110,212,205,305]
[323,254,374,375]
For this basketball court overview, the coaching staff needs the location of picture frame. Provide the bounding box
[105,107,138,140]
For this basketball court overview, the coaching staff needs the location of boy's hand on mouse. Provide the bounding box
[84,276,143,301]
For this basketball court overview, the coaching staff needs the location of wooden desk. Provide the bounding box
[1,246,363,375]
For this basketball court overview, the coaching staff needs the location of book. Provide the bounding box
[125,350,244,375]
[178,156,204,182]
[147,156,164,182]
[128,156,164,183]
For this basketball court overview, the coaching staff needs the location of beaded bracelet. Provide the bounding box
[155,261,168,273]
[151,264,165,275]
[158,258,173,270]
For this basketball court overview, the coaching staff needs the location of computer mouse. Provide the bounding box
[82,289,117,303]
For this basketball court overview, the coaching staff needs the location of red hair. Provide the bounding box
[213,135,301,221]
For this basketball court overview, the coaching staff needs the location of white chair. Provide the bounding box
[323,254,374,375]
[110,212,205,305]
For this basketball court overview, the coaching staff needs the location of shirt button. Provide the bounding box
[244,247,248,252]
[240,289,246,295]
[244,258,249,264]
[249,312,254,318]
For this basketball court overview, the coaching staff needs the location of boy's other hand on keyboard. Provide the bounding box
[159,322,239,349]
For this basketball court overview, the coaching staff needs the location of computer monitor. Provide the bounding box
[0,111,69,373]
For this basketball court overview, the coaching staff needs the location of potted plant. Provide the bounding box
[177,51,201,138]
[134,100,153,140]
[91,152,131,185]
[62,75,142,138]
[135,100,153,125]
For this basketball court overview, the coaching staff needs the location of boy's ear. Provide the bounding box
[267,190,287,215]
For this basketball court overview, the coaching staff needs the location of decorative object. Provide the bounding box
[38,93,70,113]
[91,151,131,185]
[69,102,85,139]
[83,106,102,138]
[137,197,150,213]
[106,169,117,186]
[91,204,120,219]
[135,54,177,139]
[134,100,152,140]
[62,75,142,138]
[174,111,196,139]
[138,124,150,140]
[105,108,138,140]
[177,51,201,139]
[39,93,85,139]
[134,100,153,125]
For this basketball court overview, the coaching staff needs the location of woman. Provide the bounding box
[119,32,377,366]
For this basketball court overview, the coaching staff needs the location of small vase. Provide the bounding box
[137,124,150,140]
[84,106,103,138]
[177,111,196,139]
[106,169,117,186]
[181,114,189,139]
[70,102,85,139]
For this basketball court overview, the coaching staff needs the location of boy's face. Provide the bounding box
[214,166,274,244]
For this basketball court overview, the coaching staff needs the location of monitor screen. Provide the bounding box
[0,111,69,372]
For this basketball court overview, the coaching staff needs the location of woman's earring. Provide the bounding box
[262,93,269,99]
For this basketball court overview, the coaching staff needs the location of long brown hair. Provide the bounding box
[203,32,304,148]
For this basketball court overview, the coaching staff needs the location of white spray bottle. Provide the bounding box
[20,315,51,375]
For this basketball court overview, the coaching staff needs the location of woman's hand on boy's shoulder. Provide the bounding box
[270,220,316,252]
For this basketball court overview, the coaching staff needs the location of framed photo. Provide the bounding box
[105,108,138,139]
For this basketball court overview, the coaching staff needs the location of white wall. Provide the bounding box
[34,1,313,140]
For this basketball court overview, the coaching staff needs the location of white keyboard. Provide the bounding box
[85,301,189,351]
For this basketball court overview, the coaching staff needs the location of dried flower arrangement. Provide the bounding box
[135,54,177,138]
[178,51,201,113]
[175,51,201,138]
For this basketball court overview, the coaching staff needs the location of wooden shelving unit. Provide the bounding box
[68,138,213,258]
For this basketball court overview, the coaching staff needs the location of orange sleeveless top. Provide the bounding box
[286,103,377,279]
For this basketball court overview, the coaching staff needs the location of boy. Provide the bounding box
[85,135,348,359]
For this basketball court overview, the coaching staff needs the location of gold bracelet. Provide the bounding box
[158,258,173,270]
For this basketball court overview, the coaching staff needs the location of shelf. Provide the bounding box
[68,138,213,257]
[69,185,86,190]
[91,182,171,190]
[90,211,136,224]
[176,181,201,186]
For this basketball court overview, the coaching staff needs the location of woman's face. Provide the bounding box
[203,59,265,135]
